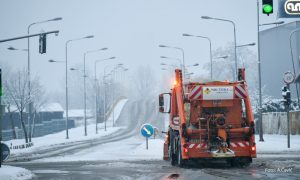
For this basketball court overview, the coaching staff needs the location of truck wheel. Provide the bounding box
[177,142,186,167]
[170,132,177,166]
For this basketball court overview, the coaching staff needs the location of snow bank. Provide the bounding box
[131,138,164,160]
[256,134,300,153]
[0,165,33,180]
[37,137,164,162]
[5,99,128,157]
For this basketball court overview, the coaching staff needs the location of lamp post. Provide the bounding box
[7,46,28,52]
[236,42,256,68]
[83,48,107,136]
[236,42,256,48]
[65,35,94,139]
[103,65,111,131]
[259,21,284,26]
[160,56,182,67]
[289,28,300,106]
[183,33,213,80]
[159,45,185,81]
[103,65,114,131]
[48,59,64,63]
[94,57,116,133]
[27,17,62,142]
[201,16,237,81]
[256,18,285,142]
[111,64,125,127]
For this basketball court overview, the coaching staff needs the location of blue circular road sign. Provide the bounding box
[1,143,10,162]
[140,124,154,138]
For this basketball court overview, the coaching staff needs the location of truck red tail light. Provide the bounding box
[184,148,188,153]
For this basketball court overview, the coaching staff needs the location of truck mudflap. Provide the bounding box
[211,148,235,158]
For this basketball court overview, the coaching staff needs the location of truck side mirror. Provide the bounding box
[159,94,164,107]
[158,93,171,113]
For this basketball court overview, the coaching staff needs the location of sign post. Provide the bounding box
[140,124,154,150]
[283,71,294,148]
[0,68,2,167]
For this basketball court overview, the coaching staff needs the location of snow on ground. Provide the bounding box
[37,134,300,162]
[36,137,164,162]
[256,134,300,153]
[0,165,34,180]
[4,99,128,156]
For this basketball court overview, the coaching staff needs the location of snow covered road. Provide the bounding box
[4,98,300,179]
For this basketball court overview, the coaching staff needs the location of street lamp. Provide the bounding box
[83,48,108,136]
[236,43,256,48]
[159,45,185,80]
[259,21,284,26]
[110,64,127,127]
[64,35,94,139]
[236,42,256,68]
[160,56,182,66]
[201,15,237,81]
[103,65,114,131]
[214,55,229,60]
[7,46,28,51]
[94,56,115,134]
[48,59,64,63]
[27,17,62,142]
[183,33,212,79]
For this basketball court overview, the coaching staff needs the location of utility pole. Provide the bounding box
[257,0,264,142]
[286,85,291,149]
[0,68,2,168]
[282,71,294,148]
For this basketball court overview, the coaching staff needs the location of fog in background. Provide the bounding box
[0,0,291,102]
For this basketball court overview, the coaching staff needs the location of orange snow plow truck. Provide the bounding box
[159,68,256,167]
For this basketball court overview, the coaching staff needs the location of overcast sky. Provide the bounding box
[0,0,286,93]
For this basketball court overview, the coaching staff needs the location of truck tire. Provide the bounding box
[170,131,177,166]
[177,141,187,167]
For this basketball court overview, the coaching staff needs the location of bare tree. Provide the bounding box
[5,69,44,143]
[1,64,18,139]
[203,43,257,86]
[31,79,47,138]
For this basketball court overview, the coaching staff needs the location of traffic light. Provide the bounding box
[282,85,291,106]
[238,68,245,81]
[39,34,47,54]
[262,0,273,15]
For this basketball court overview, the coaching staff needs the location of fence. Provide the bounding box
[2,118,75,141]
[262,111,300,135]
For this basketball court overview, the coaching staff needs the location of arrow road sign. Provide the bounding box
[140,124,154,138]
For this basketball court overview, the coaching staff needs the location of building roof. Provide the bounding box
[40,103,64,112]
[63,109,93,118]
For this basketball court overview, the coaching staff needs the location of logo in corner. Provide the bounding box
[204,88,211,95]
[285,0,300,15]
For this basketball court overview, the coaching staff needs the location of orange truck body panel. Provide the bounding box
[160,68,256,163]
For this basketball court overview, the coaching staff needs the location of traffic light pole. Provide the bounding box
[0,31,59,43]
[286,84,291,148]
[257,0,264,142]
[0,69,2,168]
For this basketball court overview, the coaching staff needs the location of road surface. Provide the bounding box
[6,99,300,179]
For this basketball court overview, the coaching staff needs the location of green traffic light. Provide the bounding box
[263,4,273,14]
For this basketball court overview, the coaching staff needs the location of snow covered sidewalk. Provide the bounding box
[0,165,33,180]
[4,99,128,157]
